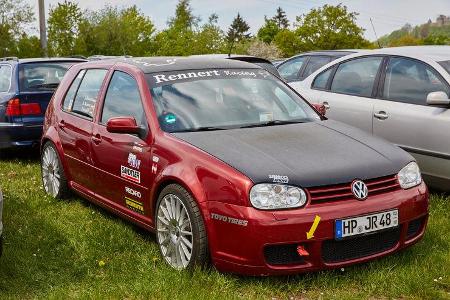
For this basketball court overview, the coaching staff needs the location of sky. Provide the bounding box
[26,0,450,41]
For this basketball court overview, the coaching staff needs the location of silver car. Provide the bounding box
[291,46,450,191]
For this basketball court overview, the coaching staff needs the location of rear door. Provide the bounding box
[58,69,108,192]
[91,70,152,221]
[278,56,308,83]
[313,56,384,133]
[299,56,331,81]
[373,56,450,180]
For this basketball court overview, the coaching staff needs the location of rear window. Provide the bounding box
[438,60,450,75]
[19,62,76,92]
[0,65,12,92]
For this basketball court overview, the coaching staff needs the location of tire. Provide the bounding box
[155,184,208,270]
[41,142,69,199]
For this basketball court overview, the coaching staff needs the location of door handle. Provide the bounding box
[322,101,330,110]
[374,111,389,120]
[58,120,66,129]
[91,134,102,144]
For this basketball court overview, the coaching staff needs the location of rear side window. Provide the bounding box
[70,69,108,119]
[383,57,449,105]
[438,60,450,75]
[0,65,11,92]
[19,62,75,92]
[312,68,333,90]
[63,70,85,111]
[331,57,383,97]
[302,56,331,79]
[101,71,145,125]
[278,56,307,81]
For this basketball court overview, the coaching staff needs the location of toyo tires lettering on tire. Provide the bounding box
[156,184,208,270]
[41,142,69,199]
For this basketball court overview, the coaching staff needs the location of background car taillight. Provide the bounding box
[5,98,42,116]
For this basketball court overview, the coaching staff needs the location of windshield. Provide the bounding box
[438,60,450,75]
[19,62,76,92]
[148,69,319,133]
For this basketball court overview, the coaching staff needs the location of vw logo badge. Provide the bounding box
[351,180,368,200]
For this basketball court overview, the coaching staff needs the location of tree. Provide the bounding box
[246,39,281,60]
[257,17,280,44]
[273,29,302,57]
[194,14,226,54]
[226,13,251,43]
[16,34,43,58]
[0,0,34,56]
[272,7,289,29]
[295,4,369,51]
[168,0,199,30]
[47,1,82,56]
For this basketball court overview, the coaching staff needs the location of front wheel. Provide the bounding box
[156,184,208,270]
[41,142,69,198]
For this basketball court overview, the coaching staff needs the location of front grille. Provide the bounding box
[308,175,400,204]
[264,244,305,266]
[322,227,400,263]
[407,217,423,239]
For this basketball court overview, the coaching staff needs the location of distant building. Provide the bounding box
[431,15,450,27]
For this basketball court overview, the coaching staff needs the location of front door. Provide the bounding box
[91,71,152,221]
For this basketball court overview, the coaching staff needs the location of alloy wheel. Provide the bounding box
[42,146,61,197]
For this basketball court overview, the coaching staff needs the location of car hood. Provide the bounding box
[173,120,413,188]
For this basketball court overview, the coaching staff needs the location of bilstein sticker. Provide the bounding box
[211,213,248,227]
[125,197,144,214]
[121,166,141,183]
[269,174,289,184]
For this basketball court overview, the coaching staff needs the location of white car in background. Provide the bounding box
[290,46,450,191]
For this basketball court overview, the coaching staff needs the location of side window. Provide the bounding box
[71,69,108,119]
[302,56,331,79]
[331,57,383,97]
[101,71,145,125]
[312,68,333,90]
[383,57,449,105]
[278,56,307,81]
[0,65,12,92]
[63,70,86,111]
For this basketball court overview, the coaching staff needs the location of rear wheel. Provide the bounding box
[156,184,208,270]
[41,142,69,198]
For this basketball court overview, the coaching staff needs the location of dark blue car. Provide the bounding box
[0,57,85,150]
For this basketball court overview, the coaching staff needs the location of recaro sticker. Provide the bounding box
[125,187,141,199]
[121,166,141,183]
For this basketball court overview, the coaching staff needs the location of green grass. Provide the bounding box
[0,152,449,299]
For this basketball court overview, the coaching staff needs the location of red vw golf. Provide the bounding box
[41,57,429,275]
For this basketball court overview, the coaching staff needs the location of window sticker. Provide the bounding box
[259,112,273,122]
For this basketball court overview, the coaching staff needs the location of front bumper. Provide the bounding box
[203,182,429,276]
[0,122,42,149]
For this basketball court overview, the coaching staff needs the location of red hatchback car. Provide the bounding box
[41,57,429,275]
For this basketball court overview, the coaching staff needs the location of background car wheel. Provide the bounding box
[41,142,69,199]
[156,184,208,270]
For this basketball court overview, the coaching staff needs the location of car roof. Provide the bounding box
[2,57,87,64]
[78,56,262,74]
[289,49,364,59]
[369,46,450,62]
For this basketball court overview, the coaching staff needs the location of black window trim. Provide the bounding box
[61,68,108,121]
[377,55,450,107]
[300,55,333,81]
[277,55,310,83]
[310,54,387,99]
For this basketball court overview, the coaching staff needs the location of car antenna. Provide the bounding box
[370,18,382,48]
[228,35,238,58]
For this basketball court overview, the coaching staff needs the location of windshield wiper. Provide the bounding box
[175,126,230,133]
[239,119,305,129]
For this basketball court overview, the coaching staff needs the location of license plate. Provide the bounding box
[335,209,398,239]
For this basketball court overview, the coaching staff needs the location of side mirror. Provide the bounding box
[106,117,140,134]
[426,91,450,106]
[312,103,327,116]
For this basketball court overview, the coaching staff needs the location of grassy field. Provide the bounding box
[0,151,449,299]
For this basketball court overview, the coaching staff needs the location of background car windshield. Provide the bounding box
[19,62,75,92]
[148,70,318,133]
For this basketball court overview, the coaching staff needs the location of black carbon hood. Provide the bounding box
[173,120,413,188]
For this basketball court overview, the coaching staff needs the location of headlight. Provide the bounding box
[250,184,307,210]
[398,162,422,189]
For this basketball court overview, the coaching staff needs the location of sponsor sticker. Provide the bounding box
[121,166,141,183]
[127,153,141,169]
[269,174,289,184]
[125,197,144,214]
[151,156,159,174]
[125,187,141,199]
[211,213,248,227]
